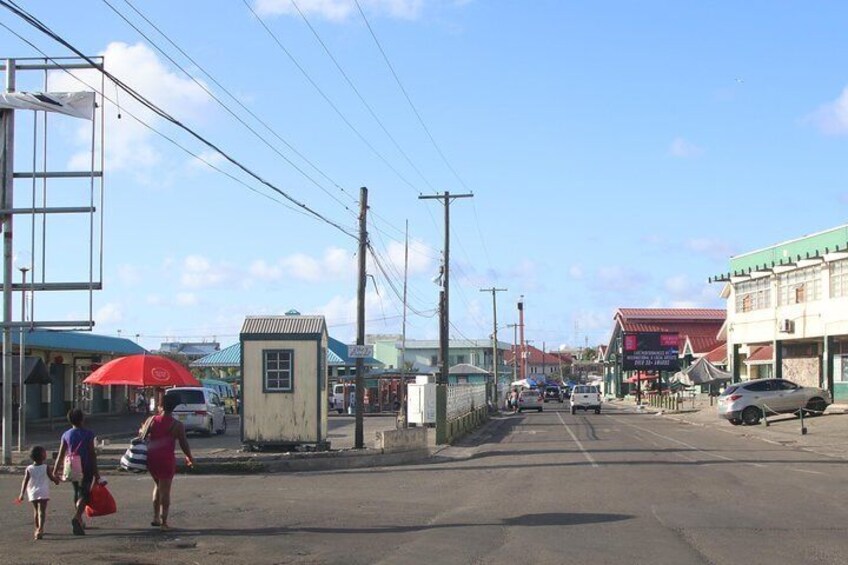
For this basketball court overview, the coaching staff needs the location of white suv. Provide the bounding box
[570,385,602,415]
[165,387,227,435]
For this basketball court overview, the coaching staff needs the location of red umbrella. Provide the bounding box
[83,354,201,387]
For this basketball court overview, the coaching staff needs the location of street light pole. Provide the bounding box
[480,287,506,406]
[17,266,27,453]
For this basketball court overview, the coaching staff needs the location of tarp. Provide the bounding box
[671,357,732,387]
[0,92,94,120]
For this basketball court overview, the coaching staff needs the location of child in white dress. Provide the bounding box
[17,445,60,540]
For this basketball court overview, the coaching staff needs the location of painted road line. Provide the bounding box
[557,412,599,468]
[790,468,825,476]
[611,417,766,469]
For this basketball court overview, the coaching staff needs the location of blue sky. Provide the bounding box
[0,0,846,351]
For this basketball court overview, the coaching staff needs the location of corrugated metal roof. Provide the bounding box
[241,315,326,336]
[190,343,241,368]
[12,330,146,356]
[616,308,726,321]
[191,335,378,369]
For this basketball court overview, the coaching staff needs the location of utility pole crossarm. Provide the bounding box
[418,191,473,385]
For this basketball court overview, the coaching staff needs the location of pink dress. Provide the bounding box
[146,414,177,480]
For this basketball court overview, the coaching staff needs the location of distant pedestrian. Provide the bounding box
[143,393,195,531]
[136,392,147,414]
[54,408,99,536]
[509,388,520,414]
[17,445,60,540]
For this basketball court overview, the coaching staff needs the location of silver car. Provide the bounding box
[717,378,831,426]
[518,389,543,412]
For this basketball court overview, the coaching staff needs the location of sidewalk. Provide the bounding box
[614,395,848,462]
[2,412,423,473]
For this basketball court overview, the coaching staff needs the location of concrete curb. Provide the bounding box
[0,445,436,475]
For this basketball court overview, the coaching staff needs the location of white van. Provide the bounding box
[164,387,227,435]
[331,383,355,414]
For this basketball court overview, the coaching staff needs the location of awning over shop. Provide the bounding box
[671,357,732,386]
[3,356,51,385]
[626,373,660,384]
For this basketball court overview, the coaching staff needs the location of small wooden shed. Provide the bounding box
[240,315,328,450]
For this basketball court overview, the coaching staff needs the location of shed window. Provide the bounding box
[264,350,293,392]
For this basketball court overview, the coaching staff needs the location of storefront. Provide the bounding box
[712,224,848,400]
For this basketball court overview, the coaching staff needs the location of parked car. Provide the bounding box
[543,386,563,403]
[717,378,831,426]
[164,387,227,435]
[518,389,544,412]
[570,385,602,414]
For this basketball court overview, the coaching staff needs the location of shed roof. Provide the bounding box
[13,330,146,356]
[190,343,240,368]
[241,315,326,336]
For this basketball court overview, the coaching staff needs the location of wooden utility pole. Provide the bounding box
[418,191,472,384]
[480,287,506,405]
[354,186,368,449]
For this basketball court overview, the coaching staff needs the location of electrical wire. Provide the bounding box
[353,0,470,193]
[242,0,422,194]
[114,0,359,209]
[0,20,340,232]
[288,0,436,193]
[0,0,357,239]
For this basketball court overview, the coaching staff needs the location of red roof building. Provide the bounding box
[603,308,726,397]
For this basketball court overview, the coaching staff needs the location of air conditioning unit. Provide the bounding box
[779,319,795,333]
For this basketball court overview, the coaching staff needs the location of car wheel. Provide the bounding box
[741,406,762,426]
[806,398,827,417]
[216,416,227,435]
[559,399,564,403]
[570,406,576,415]
[595,408,601,415]
[729,418,742,426]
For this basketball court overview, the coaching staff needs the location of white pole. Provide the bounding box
[2,59,15,464]
[17,267,27,452]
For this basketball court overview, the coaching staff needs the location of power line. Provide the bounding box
[242,0,421,194]
[289,0,436,193]
[0,0,357,239]
[0,20,342,232]
[116,0,359,208]
[353,0,470,193]
[101,0,358,218]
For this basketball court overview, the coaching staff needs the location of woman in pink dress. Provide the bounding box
[142,393,194,530]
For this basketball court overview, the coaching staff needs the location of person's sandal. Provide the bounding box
[71,518,85,536]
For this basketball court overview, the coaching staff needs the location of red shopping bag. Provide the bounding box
[85,481,117,517]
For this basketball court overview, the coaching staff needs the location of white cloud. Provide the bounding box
[116,264,142,286]
[180,255,231,289]
[664,274,690,295]
[569,265,584,279]
[95,302,123,325]
[146,294,163,306]
[809,86,848,135]
[254,0,424,21]
[386,239,435,276]
[187,149,227,171]
[48,42,211,174]
[175,292,199,307]
[669,137,704,158]
[686,238,734,260]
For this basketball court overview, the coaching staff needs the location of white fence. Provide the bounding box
[446,384,487,422]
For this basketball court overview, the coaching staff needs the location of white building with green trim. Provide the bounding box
[714,224,848,401]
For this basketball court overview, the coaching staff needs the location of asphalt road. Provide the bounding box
[2,403,848,564]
